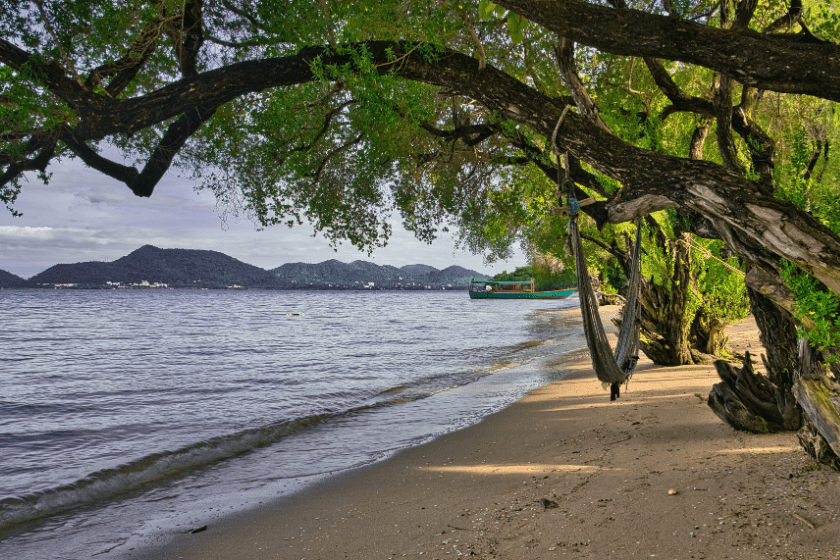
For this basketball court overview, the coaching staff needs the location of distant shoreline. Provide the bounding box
[5,245,492,290]
[1,285,473,291]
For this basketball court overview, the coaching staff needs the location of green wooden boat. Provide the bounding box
[468,278,577,299]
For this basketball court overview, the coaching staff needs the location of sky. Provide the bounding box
[0,156,529,279]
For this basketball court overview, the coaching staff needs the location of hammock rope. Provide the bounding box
[556,147,643,399]
[569,208,644,388]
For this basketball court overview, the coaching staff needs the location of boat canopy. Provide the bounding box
[468,277,577,299]
[470,278,536,292]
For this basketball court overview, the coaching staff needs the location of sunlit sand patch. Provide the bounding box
[540,391,715,411]
[716,446,799,454]
[416,464,611,475]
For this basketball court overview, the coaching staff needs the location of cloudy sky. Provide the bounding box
[0,156,528,279]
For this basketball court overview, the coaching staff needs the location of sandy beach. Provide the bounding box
[142,306,840,560]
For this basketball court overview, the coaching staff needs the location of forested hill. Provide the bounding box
[29,245,283,289]
[24,246,487,289]
[271,260,484,289]
[0,269,30,288]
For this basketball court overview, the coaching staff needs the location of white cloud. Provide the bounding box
[0,226,57,236]
[0,156,528,278]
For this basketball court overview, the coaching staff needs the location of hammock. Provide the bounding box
[568,200,644,399]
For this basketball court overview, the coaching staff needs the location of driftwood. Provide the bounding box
[708,352,801,433]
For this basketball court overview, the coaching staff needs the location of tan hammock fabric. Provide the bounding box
[568,209,643,386]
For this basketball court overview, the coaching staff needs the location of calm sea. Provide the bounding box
[0,289,583,559]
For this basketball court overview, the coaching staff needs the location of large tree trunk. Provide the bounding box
[637,260,693,366]
[690,307,727,357]
[746,286,799,387]
[742,268,840,470]
[616,221,711,367]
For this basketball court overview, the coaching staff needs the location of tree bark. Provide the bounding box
[746,286,800,387]
[793,342,840,469]
[704,268,840,470]
[636,276,693,366]
[690,306,727,357]
[616,219,695,366]
[707,285,802,434]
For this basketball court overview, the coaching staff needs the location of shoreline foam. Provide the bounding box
[134,307,840,559]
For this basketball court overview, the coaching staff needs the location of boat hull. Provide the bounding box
[469,288,576,300]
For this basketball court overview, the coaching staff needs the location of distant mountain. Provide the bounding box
[400,264,438,276]
[272,259,402,286]
[0,269,30,288]
[24,246,489,290]
[425,265,483,287]
[30,245,282,289]
[270,260,486,289]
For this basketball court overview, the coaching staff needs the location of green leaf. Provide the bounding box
[477,0,496,20]
[506,13,525,44]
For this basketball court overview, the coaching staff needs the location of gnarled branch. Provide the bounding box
[62,105,217,197]
[493,0,840,102]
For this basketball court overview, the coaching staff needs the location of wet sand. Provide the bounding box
[140,306,840,560]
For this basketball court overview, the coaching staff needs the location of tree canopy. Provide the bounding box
[2,0,840,296]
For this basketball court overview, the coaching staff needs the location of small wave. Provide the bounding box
[0,396,416,533]
[510,338,552,352]
[379,385,406,394]
[0,412,332,532]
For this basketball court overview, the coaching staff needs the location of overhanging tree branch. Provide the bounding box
[763,0,803,34]
[312,132,365,184]
[644,56,775,188]
[493,0,840,102]
[62,105,217,197]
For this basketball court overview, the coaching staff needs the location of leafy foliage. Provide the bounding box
[694,239,750,327]
[492,264,576,290]
[780,260,840,360]
[775,124,840,236]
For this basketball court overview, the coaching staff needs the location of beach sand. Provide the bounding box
[144,306,840,560]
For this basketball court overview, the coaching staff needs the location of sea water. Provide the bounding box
[0,289,583,559]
